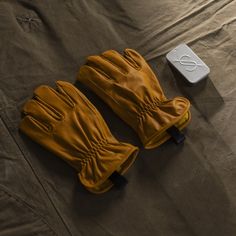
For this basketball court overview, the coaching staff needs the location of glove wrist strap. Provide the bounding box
[108,171,128,188]
[166,126,185,144]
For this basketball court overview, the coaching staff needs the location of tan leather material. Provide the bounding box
[77,49,191,149]
[19,81,139,194]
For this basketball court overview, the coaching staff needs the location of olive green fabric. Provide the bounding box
[0,0,236,235]
[77,49,191,148]
[19,81,138,193]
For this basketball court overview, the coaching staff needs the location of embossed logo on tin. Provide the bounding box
[174,54,203,72]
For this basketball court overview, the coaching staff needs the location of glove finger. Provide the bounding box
[56,81,98,117]
[56,81,115,146]
[34,85,72,115]
[101,50,131,73]
[86,55,125,82]
[55,81,79,106]
[56,80,103,111]
[123,48,145,69]
[78,65,114,92]
[20,115,50,141]
[22,99,60,125]
[20,99,55,136]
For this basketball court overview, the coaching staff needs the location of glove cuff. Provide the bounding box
[78,139,139,194]
[136,96,191,149]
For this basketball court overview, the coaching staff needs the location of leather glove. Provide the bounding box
[19,81,138,194]
[77,49,191,149]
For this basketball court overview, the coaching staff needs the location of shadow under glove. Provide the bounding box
[77,49,191,149]
[19,81,138,193]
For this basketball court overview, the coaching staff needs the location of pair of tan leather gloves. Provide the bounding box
[19,49,191,194]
